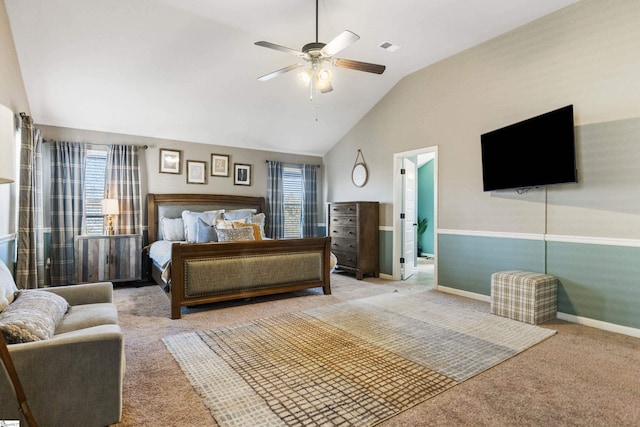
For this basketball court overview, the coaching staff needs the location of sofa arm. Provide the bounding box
[42,282,113,305]
[0,324,124,426]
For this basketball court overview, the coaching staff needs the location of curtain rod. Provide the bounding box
[42,138,148,149]
[265,160,321,167]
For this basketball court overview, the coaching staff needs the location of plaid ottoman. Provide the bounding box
[491,270,557,324]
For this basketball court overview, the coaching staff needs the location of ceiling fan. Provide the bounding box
[254,0,386,96]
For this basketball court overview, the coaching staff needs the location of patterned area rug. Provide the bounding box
[163,291,556,426]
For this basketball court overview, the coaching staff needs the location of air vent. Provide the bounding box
[378,41,400,52]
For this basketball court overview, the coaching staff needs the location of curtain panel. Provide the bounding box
[265,161,284,239]
[16,115,44,289]
[105,145,141,235]
[301,164,318,237]
[50,141,86,286]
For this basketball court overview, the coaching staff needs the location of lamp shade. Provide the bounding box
[0,105,15,184]
[101,199,119,215]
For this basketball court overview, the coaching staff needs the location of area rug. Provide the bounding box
[163,290,556,426]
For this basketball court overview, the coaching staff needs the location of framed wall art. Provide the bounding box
[186,160,207,184]
[159,148,181,174]
[234,163,251,186]
[211,154,230,177]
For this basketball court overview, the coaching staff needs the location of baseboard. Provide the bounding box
[556,312,640,338]
[379,273,393,280]
[437,286,640,338]
[436,285,491,303]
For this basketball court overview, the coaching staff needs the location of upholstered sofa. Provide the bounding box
[0,267,124,427]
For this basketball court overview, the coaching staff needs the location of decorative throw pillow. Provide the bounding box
[216,226,256,242]
[0,290,70,344]
[181,211,206,242]
[223,208,257,221]
[161,217,185,241]
[232,221,263,241]
[0,260,18,311]
[251,212,267,239]
[196,218,218,243]
[215,218,237,230]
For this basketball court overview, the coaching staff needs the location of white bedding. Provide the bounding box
[149,240,179,284]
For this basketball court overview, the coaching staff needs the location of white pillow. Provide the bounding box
[0,260,18,311]
[251,212,266,239]
[223,208,257,221]
[182,210,223,242]
[161,217,185,241]
[204,210,225,222]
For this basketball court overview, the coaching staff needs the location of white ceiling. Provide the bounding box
[6,0,577,156]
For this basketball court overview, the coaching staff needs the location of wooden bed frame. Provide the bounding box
[147,193,332,319]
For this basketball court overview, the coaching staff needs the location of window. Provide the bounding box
[84,149,107,235]
[283,166,302,238]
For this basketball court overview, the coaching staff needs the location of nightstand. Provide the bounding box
[74,234,142,283]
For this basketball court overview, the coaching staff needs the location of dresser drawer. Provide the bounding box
[329,216,356,226]
[329,226,357,239]
[334,251,357,268]
[331,237,356,252]
[328,204,357,216]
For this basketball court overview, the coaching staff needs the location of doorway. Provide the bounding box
[392,146,438,286]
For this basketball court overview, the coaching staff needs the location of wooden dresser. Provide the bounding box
[327,201,379,280]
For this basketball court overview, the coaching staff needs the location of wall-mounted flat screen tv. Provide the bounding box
[481,105,577,191]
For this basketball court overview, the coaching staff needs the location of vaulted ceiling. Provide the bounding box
[6,0,577,156]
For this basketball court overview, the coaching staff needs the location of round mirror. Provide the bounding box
[352,162,368,187]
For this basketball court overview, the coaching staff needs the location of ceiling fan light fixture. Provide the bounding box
[297,69,314,86]
[317,68,332,83]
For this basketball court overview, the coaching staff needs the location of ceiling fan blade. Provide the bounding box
[333,58,386,75]
[322,30,360,56]
[255,41,304,57]
[257,64,304,81]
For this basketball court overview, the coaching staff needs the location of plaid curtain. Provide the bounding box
[265,161,284,239]
[301,164,318,237]
[105,145,141,235]
[15,115,45,289]
[50,141,86,286]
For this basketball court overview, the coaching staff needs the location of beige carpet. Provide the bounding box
[113,274,640,426]
[163,290,554,426]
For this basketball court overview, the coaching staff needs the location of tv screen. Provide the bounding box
[481,105,577,191]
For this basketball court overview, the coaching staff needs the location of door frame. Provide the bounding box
[392,145,438,284]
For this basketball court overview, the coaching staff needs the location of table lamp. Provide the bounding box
[101,198,119,235]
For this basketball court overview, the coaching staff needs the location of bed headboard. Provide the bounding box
[147,193,266,244]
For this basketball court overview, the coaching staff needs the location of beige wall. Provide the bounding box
[37,125,323,226]
[0,0,29,240]
[0,0,28,113]
[324,0,640,239]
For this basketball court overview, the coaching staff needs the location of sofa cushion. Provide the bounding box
[55,302,119,335]
[0,290,70,344]
[0,259,18,311]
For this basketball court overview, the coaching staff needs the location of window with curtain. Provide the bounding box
[283,166,303,238]
[84,149,108,235]
[266,161,318,239]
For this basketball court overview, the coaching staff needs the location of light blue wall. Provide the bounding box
[547,241,640,329]
[417,160,434,255]
[438,234,545,295]
[438,233,640,330]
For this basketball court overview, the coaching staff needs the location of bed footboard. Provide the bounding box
[169,237,332,319]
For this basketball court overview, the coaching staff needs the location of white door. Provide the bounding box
[402,158,417,280]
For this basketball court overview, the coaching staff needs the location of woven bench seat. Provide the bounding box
[491,270,557,324]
